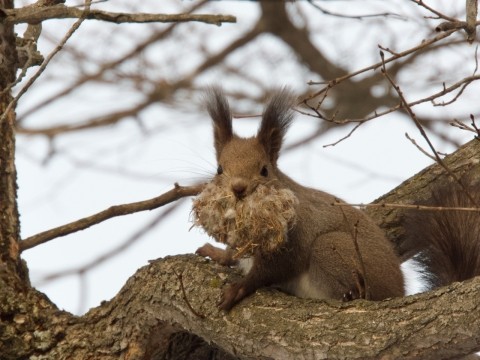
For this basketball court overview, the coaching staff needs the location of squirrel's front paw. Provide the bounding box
[195,243,217,258]
[196,243,235,266]
[218,282,248,311]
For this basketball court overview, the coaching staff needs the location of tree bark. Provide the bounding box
[0,0,28,284]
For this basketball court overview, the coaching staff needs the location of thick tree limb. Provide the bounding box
[1,5,236,26]
[26,254,480,359]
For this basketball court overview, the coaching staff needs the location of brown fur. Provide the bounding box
[196,87,404,311]
[403,181,480,288]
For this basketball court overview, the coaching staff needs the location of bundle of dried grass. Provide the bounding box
[192,182,299,258]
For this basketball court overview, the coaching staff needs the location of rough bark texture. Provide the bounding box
[0,0,28,284]
[26,253,480,360]
[0,139,478,359]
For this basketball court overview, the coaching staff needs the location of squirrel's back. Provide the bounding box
[404,181,480,288]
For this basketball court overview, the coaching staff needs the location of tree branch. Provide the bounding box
[19,183,205,252]
[332,201,480,213]
[0,0,92,124]
[64,254,480,359]
[2,5,236,26]
[380,52,478,206]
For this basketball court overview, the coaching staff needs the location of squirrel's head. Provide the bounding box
[205,87,295,199]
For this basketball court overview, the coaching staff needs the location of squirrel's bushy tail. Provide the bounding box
[404,181,480,289]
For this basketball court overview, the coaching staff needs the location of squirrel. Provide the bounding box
[195,87,480,311]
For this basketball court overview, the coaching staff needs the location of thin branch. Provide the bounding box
[307,0,405,20]
[307,74,480,127]
[16,16,263,137]
[323,122,363,148]
[36,204,179,285]
[380,51,478,206]
[20,183,205,252]
[411,0,457,22]
[0,0,92,124]
[405,132,436,160]
[17,98,155,136]
[173,269,206,319]
[17,0,206,122]
[432,79,474,106]
[3,5,236,25]
[412,75,480,107]
[331,202,480,212]
[305,29,456,94]
[451,115,480,138]
[433,47,479,106]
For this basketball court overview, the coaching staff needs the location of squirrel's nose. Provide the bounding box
[231,180,247,199]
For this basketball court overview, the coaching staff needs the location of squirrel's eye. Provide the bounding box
[260,166,268,177]
[217,165,223,175]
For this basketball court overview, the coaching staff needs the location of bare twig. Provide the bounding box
[379,51,478,206]
[301,30,461,146]
[173,270,206,319]
[3,5,236,26]
[310,74,480,126]
[405,133,436,160]
[17,96,158,136]
[17,0,212,122]
[300,70,480,148]
[433,46,479,106]
[307,0,405,20]
[432,80,470,106]
[450,115,480,138]
[16,16,263,137]
[0,0,93,124]
[305,29,456,94]
[20,183,205,251]
[331,202,480,213]
[411,0,457,22]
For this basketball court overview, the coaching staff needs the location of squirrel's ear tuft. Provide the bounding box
[257,88,296,164]
[205,87,233,157]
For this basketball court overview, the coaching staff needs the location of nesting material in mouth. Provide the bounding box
[192,182,298,258]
